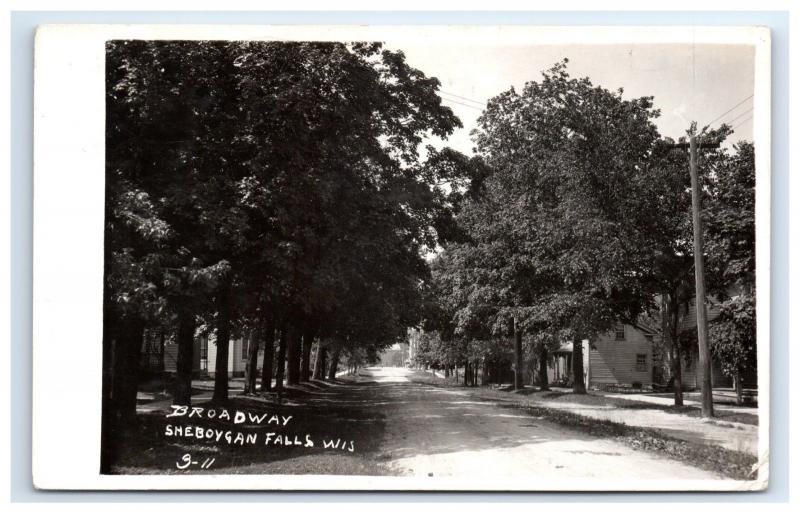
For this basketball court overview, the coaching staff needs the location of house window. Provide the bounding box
[636,354,647,372]
[200,338,208,371]
[614,324,626,341]
[644,334,654,342]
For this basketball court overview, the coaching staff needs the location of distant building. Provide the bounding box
[378,343,405,367]
[549,323,657,390]
[549,293,756,391]
[673,295,757,389]
[407,328,422,367]
[140,332,258,378]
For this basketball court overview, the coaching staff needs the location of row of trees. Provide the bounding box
[415,60,756,404]
[101,40,481,456]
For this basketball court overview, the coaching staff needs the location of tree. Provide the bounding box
[705,140,756,405]
[471,60,662,393]
[705,141,756,294]
[260,317,277,391]
[709,294,756,404]
[628,127,747,406]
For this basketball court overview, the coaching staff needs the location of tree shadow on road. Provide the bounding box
[110,377,393,475]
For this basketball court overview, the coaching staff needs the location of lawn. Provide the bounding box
[108,378,394,476]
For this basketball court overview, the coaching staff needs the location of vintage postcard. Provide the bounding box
[32,24,770,491]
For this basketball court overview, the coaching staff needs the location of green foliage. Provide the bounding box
[705,142,756,294]
[709,294,757,379]
[419,60,757,397]
[423,60,665,362]
[471,59,663,338]
[105,39,473,368]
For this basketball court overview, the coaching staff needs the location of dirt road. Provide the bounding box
[129,366,732,486]
[359,367,721,482]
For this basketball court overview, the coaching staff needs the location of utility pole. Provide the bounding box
[689,133,714,418]
[671,131,719,418]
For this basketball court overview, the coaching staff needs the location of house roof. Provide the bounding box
[552,322,657,353]
[633,322,658,335]
[556,342,574,353]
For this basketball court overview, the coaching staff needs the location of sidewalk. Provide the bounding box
[413,372,760,458]
[597,391,758,416]
[477,388,759,456]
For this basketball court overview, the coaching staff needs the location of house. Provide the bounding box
[674,295,757,390]
[546,289,757,392]
[548,323,657,390]
[379,343,406,367]
[140,330,260,378]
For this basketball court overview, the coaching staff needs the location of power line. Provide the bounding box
[705,94,753,128]
[731,116,752,132]
[724,106,753,127]
[439,92,485,109]
[439,96,485,111]
[439,90,486,106]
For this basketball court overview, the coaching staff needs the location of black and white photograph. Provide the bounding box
[31,24,770,491]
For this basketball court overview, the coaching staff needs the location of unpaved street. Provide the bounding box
[129,366,731,485]
[359,367,721,481]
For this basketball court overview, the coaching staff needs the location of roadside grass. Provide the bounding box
[499,401,758,480]
[110,380,393,475]
[411,370,757,426]
[526,390,757,427]
[410,370,758,480]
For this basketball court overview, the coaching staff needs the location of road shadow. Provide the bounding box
[109,376,392,475]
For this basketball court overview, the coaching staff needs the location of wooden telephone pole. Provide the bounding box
[672,131,719,418]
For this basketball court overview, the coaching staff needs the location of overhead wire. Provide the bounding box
[724,107,754,127]
[438,96,485,111]
[705,94,754,128]
[439,90,486,106]
[731,116,753,132]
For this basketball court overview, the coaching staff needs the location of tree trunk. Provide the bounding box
[260,320,275,392]
[572,335,586,394]
[463,361,469,387]
[244,328,260,394]
[212,287,232,402]
[664,294,684,406]
[103,316,145,473]
[158,328,166,372]
[101,189,118,474]
[311,340,328,380]
[327,349,341,379]
[286,322,301,385]
[100,307,117,474]
[111,316,145,425]
[313,343,327,380]
[734,368,744,406]
[300,329,314,383]
[274,326,287,391]
[513,318,524,390]
[174,311,195,405]
[539,346,550,391]
[473,361,479,386]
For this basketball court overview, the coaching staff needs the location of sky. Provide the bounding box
[392,43,755,156]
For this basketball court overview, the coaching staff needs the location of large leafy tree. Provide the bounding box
[630,129,752,406]
[705,141,756,294]
[470,60,662,393]
[705,141,756,403]
[103,39,470,422]
[709,294,756,404]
